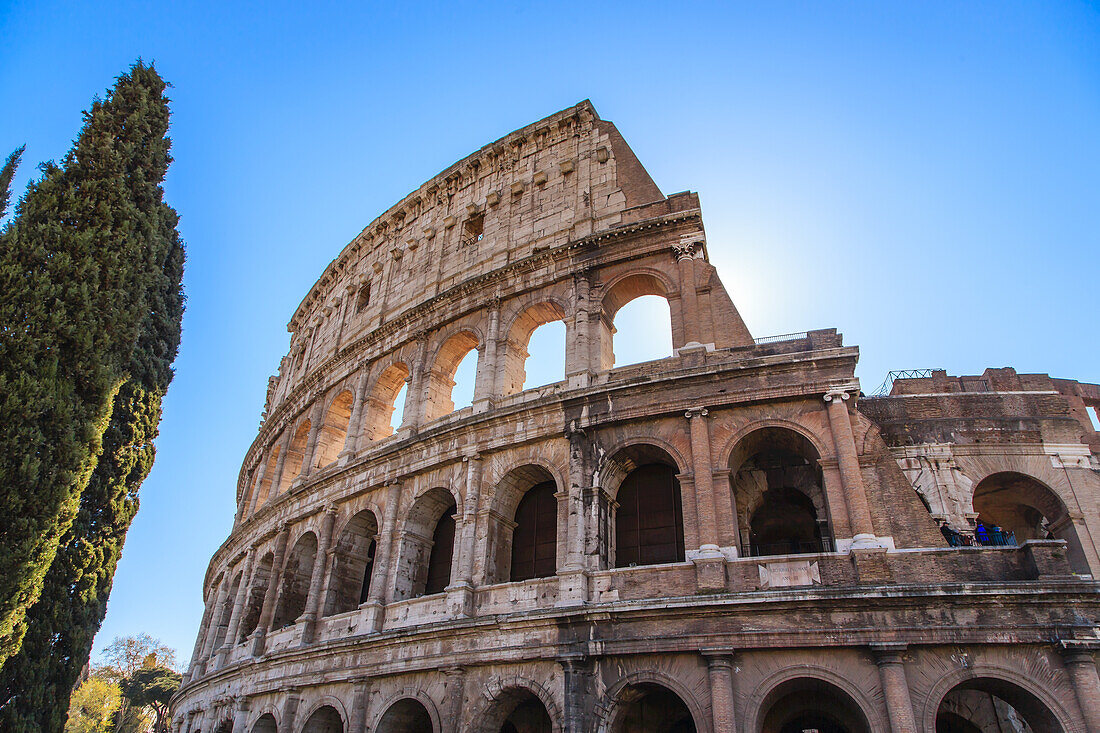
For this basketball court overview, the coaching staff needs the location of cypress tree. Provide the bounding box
[0,62,178,671]
[0,146,24,223]
[0,228,184,731]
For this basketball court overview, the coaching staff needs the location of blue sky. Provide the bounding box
[2,1,1097,664]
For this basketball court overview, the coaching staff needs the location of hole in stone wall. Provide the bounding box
[355,282,371,312]
[451,349,477,412]
[522,321,566,391]
[612,294,672,367]
[390,383,407,432]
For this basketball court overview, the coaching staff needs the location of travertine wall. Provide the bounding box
[174,102,1100,733]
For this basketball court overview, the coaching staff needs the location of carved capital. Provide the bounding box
[672,240,698,261]
[823,388,851,404]
[685,407,709,420]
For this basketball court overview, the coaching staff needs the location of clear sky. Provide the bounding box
[2,1,1098,665]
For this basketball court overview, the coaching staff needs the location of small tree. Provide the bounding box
[0,145,24,222]
[119,666,180,733]
[64,676,120,733]
[101,634,178,679]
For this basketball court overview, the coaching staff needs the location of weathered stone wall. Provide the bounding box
[174,104,1100,733]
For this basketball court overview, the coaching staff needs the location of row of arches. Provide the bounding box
[241,272,680,520]
[219,672,1073,733]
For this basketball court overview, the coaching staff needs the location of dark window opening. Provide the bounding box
[356,282,371,312]
[615,463,685,567]
[423,506,456,595]
[357,539,376,605]
[510,481,558,581]
[462,213,485,246]
[749,487,826,556]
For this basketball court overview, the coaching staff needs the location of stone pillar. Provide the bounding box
[185,597,214,681]
[403,333,429,432]
[296,402,325,481]
[339,370,368,462]
[873,645,917,733]
[231,696,250,733]
[251,524,290,656]
[448,454,482,617]
[365,481,402,630]
[1061,646,1100,733]
[560,655,593,733]
[348,678,373,733]
[674,239,701,345]
[267,433,292,503]
[559,428,590,604]
[246,455,270,517]
[217,548,255,666]
[280,689,301,733]
[704,651,738,733]
[199,578,229,665]
[300,504,338,643]
[567,269,593,385]
[442,667,467,733]
[473,298,501,412]
[823,388,878,545]
[686,408,726,592]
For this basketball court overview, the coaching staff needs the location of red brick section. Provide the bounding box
[1061,648,1100,733]
[873,647,918,733]
[824,391,876,539]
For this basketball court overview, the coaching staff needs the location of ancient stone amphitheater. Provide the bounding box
[174,102,1100,733]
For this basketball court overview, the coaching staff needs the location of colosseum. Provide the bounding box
[173,101,1100,733]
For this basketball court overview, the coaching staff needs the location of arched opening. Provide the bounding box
[729,427,832,557]
[213,720,232,733]
[302,705,344,733]
[209,572,241,651]
[325,509,379,616]
[610,682,696,733]
[935,678,1064,733]
[601,274,674,370]
[502,302,567,395]
[394,488,458,600]
[376,698,434,733]
[313,390,354,469]
[759,678,870,733]
[238,551,274,642]
[972,472,1088,573]
[250,713,277,733]
[424,331,480,422]
[364,362,411,441]
[510,481,558,582]
[606,445,685,568]
[279,419,311,492]
[271,532,317,629]
[481,688,553,733]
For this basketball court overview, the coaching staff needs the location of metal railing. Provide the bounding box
[743,537,833,557]
[870,368,940,397]
[753,331,808,345]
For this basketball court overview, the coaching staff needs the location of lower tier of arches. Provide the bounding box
[175,642,1100,733]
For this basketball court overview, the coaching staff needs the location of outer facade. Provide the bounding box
[174,102,1100,733]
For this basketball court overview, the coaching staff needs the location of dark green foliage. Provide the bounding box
[0,231,184,730]
[119,666,180,733]
[0,146,24,223]
[0,61,178,674]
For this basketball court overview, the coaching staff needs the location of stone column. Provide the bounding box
[246,455,270,517]
[365,481,402,630]
[686,408,726,591]
[873,645,917,733]
[442,667,467,733]
[823,388,877,545]
[251,524,290,656]
[199,578,229,665]
[231,696,250,733]
[448,455,483,617]
[560,655,593,733]
[348,677,373,733]
[280,689,301,733]
[704,651,738,733]
[339,370,369,462]
[473,299,501,413]
[300,505,338,643]
[185,597,214,682]
[403,333,429,431]
[217,548,255,666]
[558,428,590,604]
[674,239,700,345]
[267,432,292,503]
[567,269,593,384]
[296,401,325,481]
[1061,646,1100,733]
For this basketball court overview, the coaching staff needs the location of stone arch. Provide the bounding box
[599,270,676,370]
[279,418,312,493]
[597,670,709,733]
[372,690,441,733]
[601,443,687,569]
[501,300,569,396]
[393,486,459,600]
[238,551,274,642]
[324,508,380,616]
[744,667,883,733]
[923,667,1073,733]
[298,698,348,733]
[727,426,834,557]
[362,361,411,441]
[970,471,1089,571]
[471,677,564,733]
[249,711,278,733]
[313,389,355,469]
[599,437,690,494]
[720,418,832,471]
[272,531,318,629]
[423,329,482,422]
[483,463,561,584]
